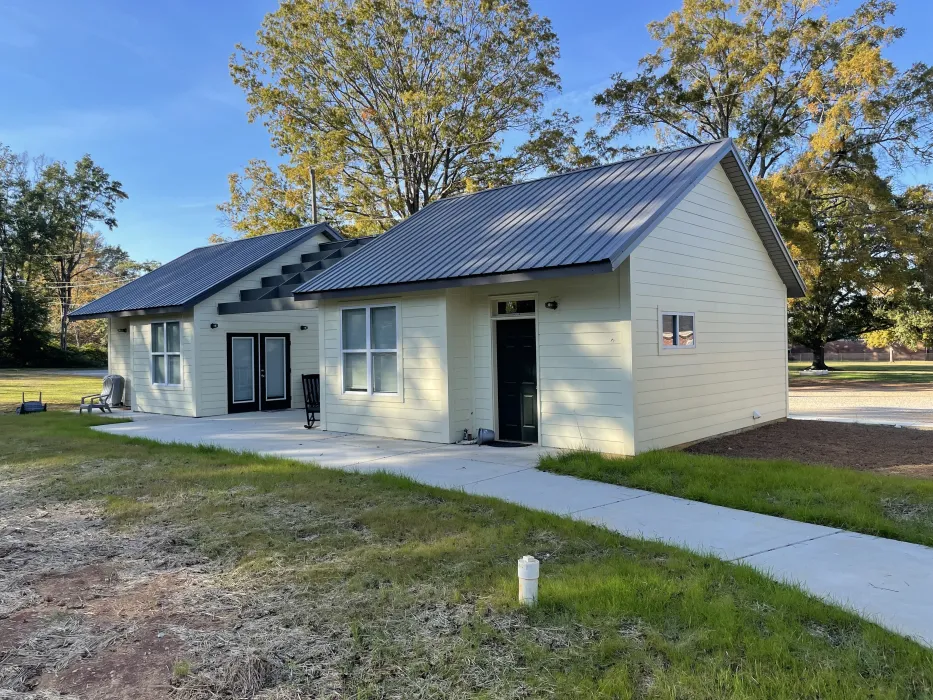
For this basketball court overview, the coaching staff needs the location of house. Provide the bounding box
[69,223,370,417]
[291,139,805,453]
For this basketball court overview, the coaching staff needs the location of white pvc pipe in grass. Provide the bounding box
[518,555,539,606]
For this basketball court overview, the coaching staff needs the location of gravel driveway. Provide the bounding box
[790,383,933,428]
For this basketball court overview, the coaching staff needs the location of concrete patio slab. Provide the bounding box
[92,409,933,646]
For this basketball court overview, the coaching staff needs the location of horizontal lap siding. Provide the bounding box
[129,313,197,417]
[108,319,133,407]
[631,163,788,452]
[193,234,330,417]
[320,293,448,442]
[468,270,634,455]
[446,288,474,441]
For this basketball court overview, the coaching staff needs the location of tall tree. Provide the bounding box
[0,146,53,363]
[224,0,562,236]
[595,0,933,368]
[36,156,127,350]
[594,0,933,178]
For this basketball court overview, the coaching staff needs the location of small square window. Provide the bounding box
[660,312,696,350]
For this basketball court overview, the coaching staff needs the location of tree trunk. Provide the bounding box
[809,344,833,371]
[58,288,70,351]
[889,346,894,363]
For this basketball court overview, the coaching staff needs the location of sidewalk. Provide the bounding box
[94,410,933,646]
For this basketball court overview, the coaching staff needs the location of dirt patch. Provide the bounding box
[686,420,933,477]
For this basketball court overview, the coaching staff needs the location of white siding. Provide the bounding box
[129,313,197,417]
[319,292,449,442]
[630,163,788,451]
[467,270,634,455]
[108,318,133,407]
[192,233,330,417]
[446,287,474,442]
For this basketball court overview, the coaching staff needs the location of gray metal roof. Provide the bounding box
[294,139,805,299]
[69,223,342,319]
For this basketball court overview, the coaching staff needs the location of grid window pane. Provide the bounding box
[166,322,180,352]
[370,307,397,349]
[167,355,181,385]
[344,352,367,391]
[678,315,695,347]
[151,323,165,352]
[372,353,398,393]
[662,314,675,346]
[342,309,366,350]
[152,355,165,384]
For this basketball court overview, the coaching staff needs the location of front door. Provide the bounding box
[259,333,291,410]
[496,318,538,442]
[226,333,291,413]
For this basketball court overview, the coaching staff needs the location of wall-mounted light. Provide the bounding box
[299,325,309,330]
[116,328,128,333]
[544,300,559,310]
[210,323,219,329]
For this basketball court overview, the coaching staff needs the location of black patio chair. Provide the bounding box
[302,373,321,429]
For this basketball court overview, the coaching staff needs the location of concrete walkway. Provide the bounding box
[94,410,933,646]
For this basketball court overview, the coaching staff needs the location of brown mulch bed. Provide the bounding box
[685,420,933,478]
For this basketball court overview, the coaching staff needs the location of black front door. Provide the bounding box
[227,333,291,413]
[496,318,538,442]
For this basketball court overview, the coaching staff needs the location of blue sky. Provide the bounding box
[2,0,932,264]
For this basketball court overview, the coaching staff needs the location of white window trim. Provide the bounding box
[151,320,183,386]
[340,304,400,396]
[658,310,696,353]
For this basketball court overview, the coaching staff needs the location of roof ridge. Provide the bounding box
[182,223,321,254]
[444,139,730,203]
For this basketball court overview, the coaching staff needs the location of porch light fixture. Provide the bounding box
[299,325,309,330]
[544,300,559,310]
[210,323,219,329]
[116,328,128,333]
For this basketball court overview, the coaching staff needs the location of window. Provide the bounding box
[341,305,399,394]
[151,321,182,385]
[496,299,535,315]
[660,312,695,350]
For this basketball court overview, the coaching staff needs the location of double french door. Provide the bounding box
[226,333,291,413]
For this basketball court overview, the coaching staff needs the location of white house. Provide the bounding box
[73,139,804,454]
[69,224,369,417]
[291,139,805,453]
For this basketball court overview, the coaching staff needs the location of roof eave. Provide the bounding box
[294,261,614,301]
[68,304,190,321]
[69,222,344,320]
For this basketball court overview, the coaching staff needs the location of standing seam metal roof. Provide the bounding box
[69,223,342,319]
[294,139,805,298]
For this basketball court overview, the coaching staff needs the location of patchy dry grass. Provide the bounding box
[0,369,103,412]
[2,413,933,698]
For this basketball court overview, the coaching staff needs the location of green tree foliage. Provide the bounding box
[36,155,127,350]
[595,0,933,368]
[223,0,563,236]
[1,144,148,366]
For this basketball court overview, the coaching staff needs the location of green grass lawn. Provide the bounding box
[540,449,933,547]
[2,413,933,697]
[789,360,933,385]
[0,369,103,412]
